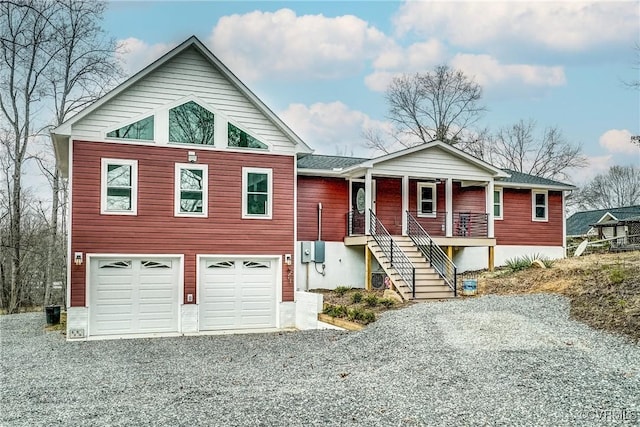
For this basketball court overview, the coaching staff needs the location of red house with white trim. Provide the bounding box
[53,36,574,340]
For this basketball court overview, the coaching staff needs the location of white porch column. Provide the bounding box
[486,180,495,238]
[401,175,409,235]
[364,169,373,235]
[445,178,453,237]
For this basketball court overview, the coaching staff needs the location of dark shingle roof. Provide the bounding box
[297,154,368,170]
[498,169,574,188]
[566,205,640,236]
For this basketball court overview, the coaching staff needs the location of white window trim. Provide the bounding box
[242,167,272,220]
[532,189,548,222]
[417,182,437,218]
[494,187,503,220]
[100,158,138,215]
[174,163,208,218]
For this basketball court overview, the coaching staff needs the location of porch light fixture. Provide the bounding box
[187,151,197,163]
[74,252,83,266]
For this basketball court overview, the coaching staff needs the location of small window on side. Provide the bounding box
[494,188,503,220]
[532,190,548,222]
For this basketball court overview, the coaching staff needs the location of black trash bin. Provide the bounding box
[45,305,61,325]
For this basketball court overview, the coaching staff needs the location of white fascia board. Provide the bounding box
[498,182,577,191]
[296,168,347,177]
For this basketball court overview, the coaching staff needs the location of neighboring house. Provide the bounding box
[566,206,640,238]
[52,36,574,340]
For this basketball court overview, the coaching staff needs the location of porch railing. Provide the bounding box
[369,210,416,298]
[453,212,488,237]
[407,211,457,296]
[407,211,489,237]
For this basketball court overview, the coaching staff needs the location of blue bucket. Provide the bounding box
[462,279,477,296]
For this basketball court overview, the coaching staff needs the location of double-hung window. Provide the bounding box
[493,188,503,220]
[175,163,208,217]
[242,167,272,219]
[417,183,436,217]
[101,159,138,215]
[532,190,548,222]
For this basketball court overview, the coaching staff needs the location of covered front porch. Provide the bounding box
[340,142,509,271]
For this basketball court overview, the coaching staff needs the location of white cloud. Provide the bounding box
[280,101,391,156]
[365,52,566,93]
[209,9,392,82]
[599,129,639,155]
[117,38,176,75]
[393,1,638,52]
[365,38,446,91]
[450,54,566,88]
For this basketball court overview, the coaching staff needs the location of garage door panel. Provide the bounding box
[199,257,276,331]
[90,257,180,337]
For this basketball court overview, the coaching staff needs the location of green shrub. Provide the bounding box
[505,254,554,272]
[334,286,351,297]
[364,294,379,307]
[347,307,376,324]
[350,292,363,304]
[379,298,396,308]
[609,268,626,284]
[360,310,376,324]
[323,304,348,318]
[505,256,530,272]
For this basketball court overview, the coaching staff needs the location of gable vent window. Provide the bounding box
[169,101,215,145]
[228,123,267,149]
[107,116,154,141]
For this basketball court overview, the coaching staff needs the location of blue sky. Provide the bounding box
[103,0,638,185]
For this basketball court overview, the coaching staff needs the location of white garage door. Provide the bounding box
[199,258,277,331]
[89,258,180,336]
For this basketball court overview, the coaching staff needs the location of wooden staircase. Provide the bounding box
[368,235,455,301]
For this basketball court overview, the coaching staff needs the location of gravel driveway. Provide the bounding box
[1,294,639,426]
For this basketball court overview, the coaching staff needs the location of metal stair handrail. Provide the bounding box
[406,211,457,296]
[369,210,416,298]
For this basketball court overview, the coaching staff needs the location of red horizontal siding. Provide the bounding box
[297,176,348,242]
[452,183,486,213]
[71,140,295,306]
[495,189,563,246]
[376,178,403,235]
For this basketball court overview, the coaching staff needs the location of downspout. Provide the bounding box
[318,202,322,241]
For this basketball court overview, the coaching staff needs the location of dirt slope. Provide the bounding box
[479,251,640,342]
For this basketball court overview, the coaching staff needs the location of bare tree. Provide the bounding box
[365,65,485,152]
[574,165,640,210]
[0,0,121,312]
[623,42,640,90]
[464,119,587,182]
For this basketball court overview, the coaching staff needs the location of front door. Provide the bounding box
[350,181,366,235]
